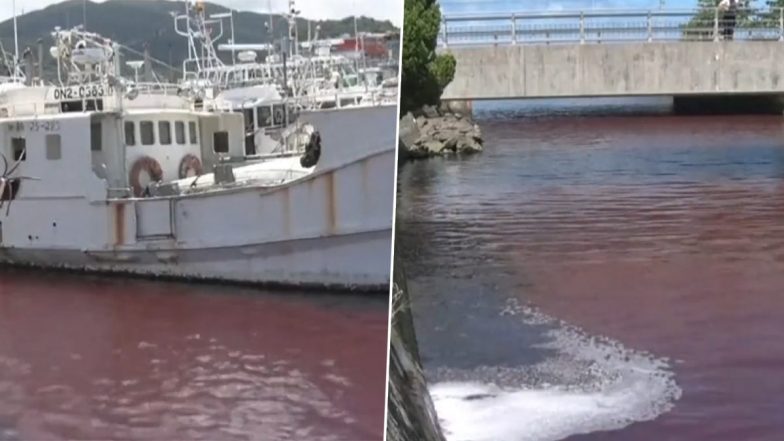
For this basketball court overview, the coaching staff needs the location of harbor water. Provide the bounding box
[0,268,388,440]
[396,100,784,441]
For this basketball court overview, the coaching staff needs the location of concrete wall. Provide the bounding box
[441,41,784,100]
[386,255,446,441]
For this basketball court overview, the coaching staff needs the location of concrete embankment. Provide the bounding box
[399,104,484,161]
[386,260,446,441]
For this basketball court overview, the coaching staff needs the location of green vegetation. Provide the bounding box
[761,0,784,25]
[681,0,784,39]
[401,0,455,114]
[683,0,722,38]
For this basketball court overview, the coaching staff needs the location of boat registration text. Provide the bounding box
[51,85,113,101]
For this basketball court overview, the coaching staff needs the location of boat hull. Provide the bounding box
[0,228,391,292]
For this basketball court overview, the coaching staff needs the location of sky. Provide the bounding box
[0,0,771,28]
[0,0,403,26]
[439,0,767,15]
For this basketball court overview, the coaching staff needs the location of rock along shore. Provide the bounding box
[399,104,483,161]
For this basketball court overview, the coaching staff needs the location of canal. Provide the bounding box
[0,269,388,440]
[396,99,784,441]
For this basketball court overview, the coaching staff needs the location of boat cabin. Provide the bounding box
[0,86,244,203]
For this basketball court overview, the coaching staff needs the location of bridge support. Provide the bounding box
[673,95,784,115]
[441,42,784,103]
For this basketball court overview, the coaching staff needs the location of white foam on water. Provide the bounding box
[430,302,682,441]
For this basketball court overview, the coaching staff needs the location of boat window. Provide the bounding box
[90,122,102,152]
[46,134,61,160]
[11,137,26,161]
[159,121,172,145]
[86,100,104,111]
[257,106,272,128]
[213,131,229,153]
[287,105,299,124]
[124,121,136,146]
[340,98,358,108]
[175,121,186,145]
[244,108,254,129]
[245,134,256,155]
[273,104,285,126]
[189,121,199,144]
[61,101,83,112]
[141,121,155,145]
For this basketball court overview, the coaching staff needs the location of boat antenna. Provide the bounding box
[12,0,19,80]
[288,0,298,57]
[268,0,274,40]
[353,2,358,54]
[353,1,362,76]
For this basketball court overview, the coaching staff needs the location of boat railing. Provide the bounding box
[133,82,182,96]
[0,75,24,85]
[244,168,312,184]
[107,187,133,199]
[0,102,57,118]
[0,88,191,119]
[181,167,312,194]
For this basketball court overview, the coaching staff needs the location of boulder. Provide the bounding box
[458,137,483,154]
[421,139,446,155]
[443,136,460,152]
[421,104,441,119]
[399,113,420,150]
[398,106,484,161]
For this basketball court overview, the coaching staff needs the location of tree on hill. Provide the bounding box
[760,0,784,26]
[401,0,455,114]
[765,0,784,9]
[682,0,756,40]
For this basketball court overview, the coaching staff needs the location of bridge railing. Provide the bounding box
[439,8,784,47]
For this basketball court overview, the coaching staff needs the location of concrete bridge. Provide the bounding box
[439,9,784,104]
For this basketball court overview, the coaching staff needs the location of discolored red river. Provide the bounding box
[0,269,388,440]
[396,103,784,441]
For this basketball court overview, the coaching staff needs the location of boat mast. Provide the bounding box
[174,1,226,81]
[288,0,299,57]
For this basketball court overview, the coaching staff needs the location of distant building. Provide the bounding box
[298,31,400,67]
[333,32,400,62]
[384,32,401,63]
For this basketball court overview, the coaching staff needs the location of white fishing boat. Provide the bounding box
[0,26,396,291]
[172,1,397,157]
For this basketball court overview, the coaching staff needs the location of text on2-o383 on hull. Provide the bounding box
[51,85,114,101]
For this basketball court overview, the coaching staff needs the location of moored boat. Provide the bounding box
[0,27,396,292]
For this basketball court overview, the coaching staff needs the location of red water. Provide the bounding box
[0,269,388,440]
[497,116,784,440]
[397,113,784,440]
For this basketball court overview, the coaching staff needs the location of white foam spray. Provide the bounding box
[430,300,682,441]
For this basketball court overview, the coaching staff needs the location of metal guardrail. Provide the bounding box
[439,8,784,47]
